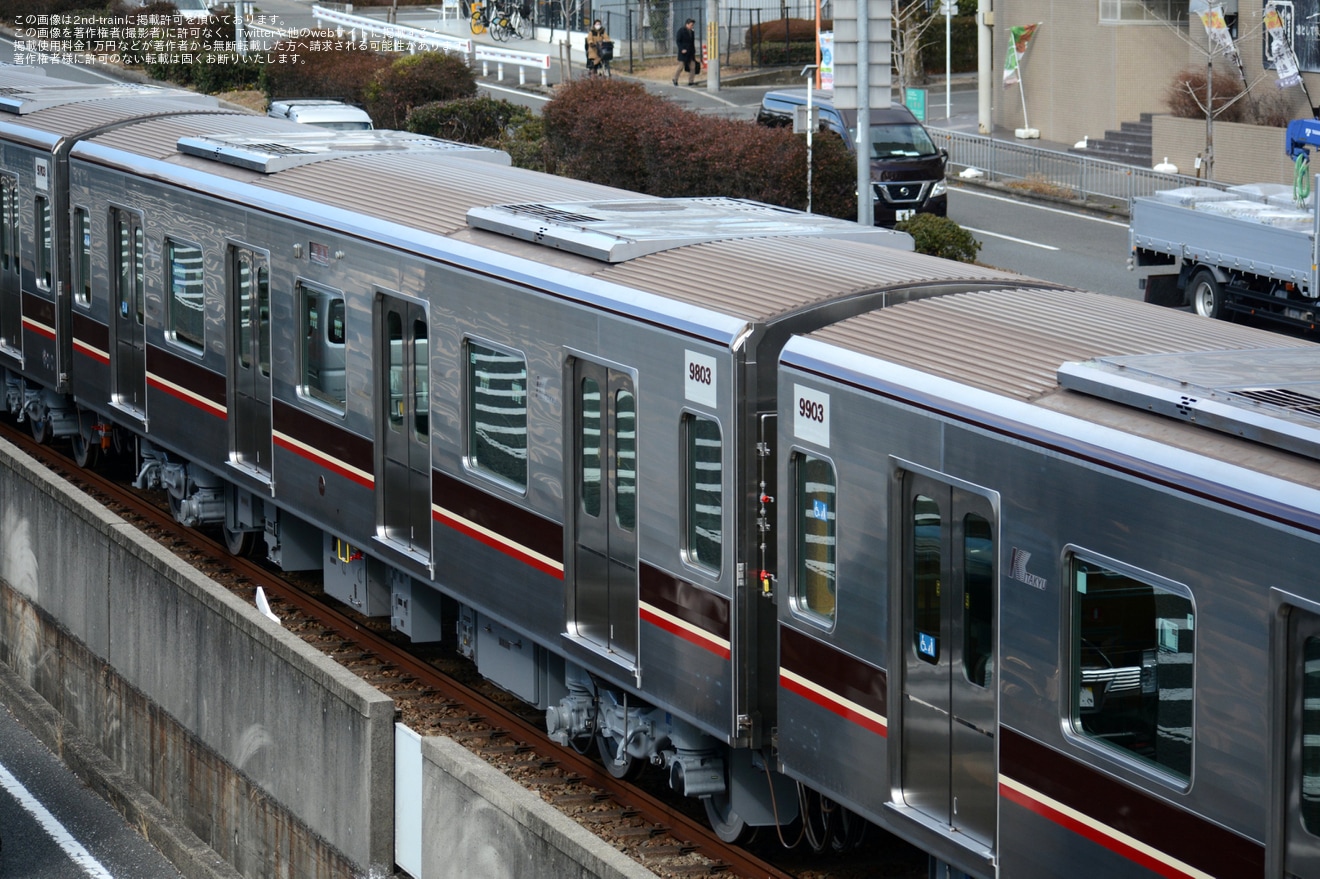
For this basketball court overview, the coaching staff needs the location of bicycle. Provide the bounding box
[468,0,489,35]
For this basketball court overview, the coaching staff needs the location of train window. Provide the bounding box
[165,240,204,352]
[614,388,635,531]
[298,283,346,412]
[467,340,527,489]
[794,453,836,623]
[912,494,940,664]
[412,318,427,439]
[683,415,722,572]
[1302,637,1320,834]
[1071,557,1194,779]
[73,208,91,306]
[0,177,14,272]
[963,513,993,686]
[386,311,404,427]
[35,195,51,290]
[114,211,144,324]
[580,376,601,517]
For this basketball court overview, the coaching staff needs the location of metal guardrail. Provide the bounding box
[310,5,552,86]
[929,127,1229,215]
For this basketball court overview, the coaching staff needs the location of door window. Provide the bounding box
[794,453,837,623]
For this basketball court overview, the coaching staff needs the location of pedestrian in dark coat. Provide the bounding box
[672,18,698,86]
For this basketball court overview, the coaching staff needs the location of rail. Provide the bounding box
[310,5,552,86]
[930,127,1230,215]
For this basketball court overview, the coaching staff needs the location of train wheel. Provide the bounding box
[70,429,99,469]
[595,731,643,780]
[1190,269,1224,320]
[28,403,50,444]
[223,525,257,557]
[703,791,757,845]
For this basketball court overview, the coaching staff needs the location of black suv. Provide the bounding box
[756,89,948,227]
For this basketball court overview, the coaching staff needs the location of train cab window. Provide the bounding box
[35,196,51,289]
[298,283,346,413]
[466,340,527,489]
[684,415,722,572]
[1071,557,1195,779]
[73,208,91,306]
[165,239,204,352]
[793,453,837,623]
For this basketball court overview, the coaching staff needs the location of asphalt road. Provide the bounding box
[0,702,184,879]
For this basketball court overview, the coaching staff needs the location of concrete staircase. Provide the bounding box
[1070,113,1154,167]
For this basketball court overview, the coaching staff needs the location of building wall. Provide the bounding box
[987,0,1318,146]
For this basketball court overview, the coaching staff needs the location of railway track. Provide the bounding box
[0,419,826,879]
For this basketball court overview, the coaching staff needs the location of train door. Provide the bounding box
[898,471,997,852]
[571,359,638,664]
[376,295,430,559]
[1282,607,1320,877]
[0,175,20,357]
[228,246,272,481]
[111,207,146,417]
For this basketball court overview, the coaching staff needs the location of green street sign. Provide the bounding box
[905,88,927,122]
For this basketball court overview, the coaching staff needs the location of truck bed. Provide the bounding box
[1130,187,1319,295]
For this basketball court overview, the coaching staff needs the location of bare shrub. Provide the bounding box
[1166,67,1249,123]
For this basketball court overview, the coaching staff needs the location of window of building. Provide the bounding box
[35,195,51,289]
[795,453,837,623]
[467,340,527,489]
[73,208,91,306]
[1072,556,1194,779]
[165,239,204,352]
[1100,0,1189,24]
[299,283,346,412]
[684,414,722,572]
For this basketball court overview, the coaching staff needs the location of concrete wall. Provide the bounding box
[421,736,658,879]
[1153,114,1294,185]
[0,436,395,878]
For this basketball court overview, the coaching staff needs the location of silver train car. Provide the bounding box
[778,288,1320,877]
[8,64,1320,877]
[0,66,1051,866]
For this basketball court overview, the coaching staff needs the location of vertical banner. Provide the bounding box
[1002,23,1038,88]
[1197,4,1238,59]
[819,31,834,90]
[1265,4,1304,87]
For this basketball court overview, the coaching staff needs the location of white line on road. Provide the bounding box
[0,762,116,878]
[962,227,1060,251]
[478,81,548,101]
[953,185,1130,227]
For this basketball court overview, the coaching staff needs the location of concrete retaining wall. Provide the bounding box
[0,436,394,878]
[421,736,659,879]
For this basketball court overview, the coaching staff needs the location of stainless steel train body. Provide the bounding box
[0,67,1086,847]
[778,287,1320,877]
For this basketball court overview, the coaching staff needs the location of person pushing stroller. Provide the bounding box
[586,20,613,76]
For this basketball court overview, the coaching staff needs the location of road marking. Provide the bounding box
[953,186,1129,227]
[962,226,1060,250]
[0,762,116,878]
[479,81,548,101]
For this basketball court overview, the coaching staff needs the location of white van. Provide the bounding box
[267,100,374,131]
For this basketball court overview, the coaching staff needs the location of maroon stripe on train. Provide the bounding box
[72,312,108,352]
[21,290,54,327]
[1000,728,1264,876]
[431,468,564,567]
[779,625,887,719]
[638,565,730,643]
[147,343,226,408]
[271,398,373,477]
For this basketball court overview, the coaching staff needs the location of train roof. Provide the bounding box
[70,104,1032,325]
[785,287,1320,485]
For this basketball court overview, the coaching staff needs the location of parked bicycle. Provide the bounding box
[467,0,490,35]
